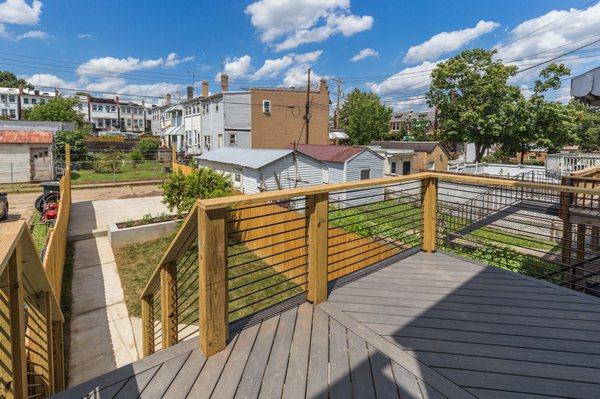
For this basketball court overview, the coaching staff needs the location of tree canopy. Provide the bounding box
[339,89,392,145]
[25,97,85,127]
[426,49,520,162]
[571,100,600,152]
[0,70,32,89]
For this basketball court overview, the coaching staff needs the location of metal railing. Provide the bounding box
[140,171,600,360]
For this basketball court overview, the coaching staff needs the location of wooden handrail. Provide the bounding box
[196,171,600,211]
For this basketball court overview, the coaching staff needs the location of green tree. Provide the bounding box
[26,97,85,127]
[162,168,233,216]
[427,49,521,162]
[54,130,89,160]
[570,100,600,152]
[0,70,32,89]
[136,137,160,159]
[339,89,392,145]
[501,63,576,161]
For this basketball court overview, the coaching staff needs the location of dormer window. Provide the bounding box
[262,100,271,114]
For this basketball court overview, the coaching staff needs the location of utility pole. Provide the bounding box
[304,68,311,144]
[331,78,343,128]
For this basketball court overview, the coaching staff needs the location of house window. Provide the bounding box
[8,95,15,102]
[204,136,211,150]
[229,134,237,146]
[1,109,6,116]
[262,100,271,114]
[234,173,241,183]
[9,109,15,118]
[390,161,397,174]
[31,98,37,104]
[360,169,371,180]
[215,103,219,112]
[427,161,435,170]
[23,97,29,104]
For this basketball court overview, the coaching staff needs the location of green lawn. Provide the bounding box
[70,160,167,185]
[329,199,423,247]
[113,234,302,324]
[30,211,49,253]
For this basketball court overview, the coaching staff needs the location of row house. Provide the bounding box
[0,87,56,120]
[157,74,330,155]
[76,95,152,134]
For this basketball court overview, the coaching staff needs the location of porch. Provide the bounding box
[52,250,600,398]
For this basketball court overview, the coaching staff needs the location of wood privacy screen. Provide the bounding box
[0,221,65,399]
[42,144,72,300]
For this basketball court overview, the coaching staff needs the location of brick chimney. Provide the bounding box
[165,93,172,105]
[220,73,229,92]
[201,80,209,97]
[186,86,194,100]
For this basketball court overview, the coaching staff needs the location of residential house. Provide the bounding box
[389,109,436,136]
[195,147,324,194]
[77,95,151,134]
[161,75,330,155]
[290,144,384,205]
[0,120,75,183]
[369,141,449,172]
[0,87,57,120]
[369,146,415,176]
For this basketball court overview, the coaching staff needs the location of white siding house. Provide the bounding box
[195,148,324,195]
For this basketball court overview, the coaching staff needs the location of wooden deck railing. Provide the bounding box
[42,145,72,300]
[140,171,600,359]
[0,221,65,399]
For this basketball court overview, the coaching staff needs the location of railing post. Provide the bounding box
[307,193,329,304]
[198,205,228,357]
[41,291,55,395]
[421,177,438,252]
[560,177,573,286]
[52,321,65,392]
[8,242,27,399]
[141,296,155,356]
[160,261,178,348]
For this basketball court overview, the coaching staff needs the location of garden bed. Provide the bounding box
[109,213,179,248]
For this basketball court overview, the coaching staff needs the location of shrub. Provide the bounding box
[136,138,159,159]
[92,150,125,173]
[130,149,143,168]
[162,168,233,216]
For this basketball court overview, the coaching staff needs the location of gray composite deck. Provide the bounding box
[52,251,600,399]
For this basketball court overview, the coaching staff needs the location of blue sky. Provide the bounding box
[0,0,598,108]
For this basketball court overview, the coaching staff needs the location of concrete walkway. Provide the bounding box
[68,196,171,386]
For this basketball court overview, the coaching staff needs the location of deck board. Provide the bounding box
[53,251,600,399]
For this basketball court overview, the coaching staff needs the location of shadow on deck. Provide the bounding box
[51,251,600,398]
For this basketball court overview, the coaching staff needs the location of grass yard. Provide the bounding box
[70,160,167,185]
[329,199,423,247]
[30,211,49,253]
[113,234,303,324]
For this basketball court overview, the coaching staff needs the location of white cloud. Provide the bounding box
[370,60,439,96]
[0,23,7,37]
[15,29,45,40]
[77,33,93,39]
[495,2,600,62]
[282,65,324,87]
[26,73,66,87]
[392,96,429,112]
[77,56,163,77]
[245,0,372,51]
[252,50,323,80]
[0,0,41,25]
[404,20,499,63]
[350,47,378,62]
[164,52,195,68]
[214,55,252,81]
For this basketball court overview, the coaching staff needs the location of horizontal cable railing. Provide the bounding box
[437,178,600,296]
[141,171,600,360]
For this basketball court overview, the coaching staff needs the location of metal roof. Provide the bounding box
[370,141,448,155]
[163,125,184,136]
[196,148,293,169]
[0,131,53,144]
[571,66,600,105]
[329,130,350,140]
[290,144,380,163]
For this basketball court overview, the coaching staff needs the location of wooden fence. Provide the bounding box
[171,147,194,175]
[0,221,65,398]
[42,145,72,300]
